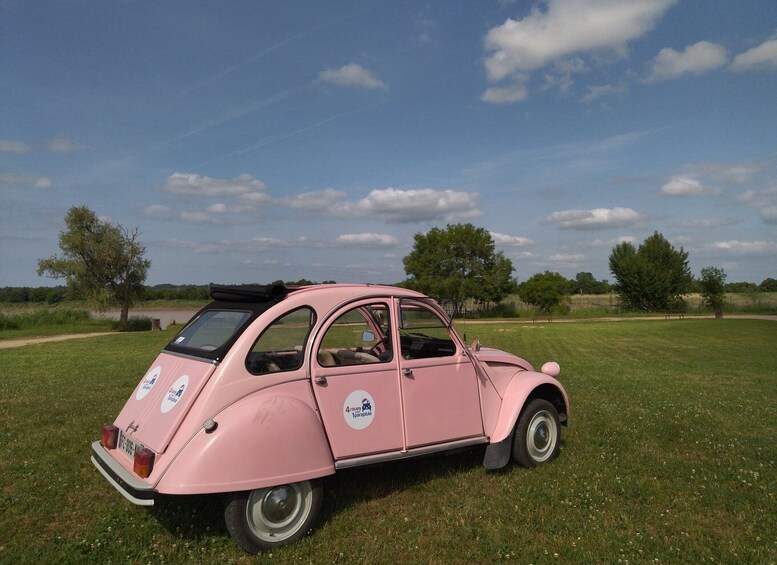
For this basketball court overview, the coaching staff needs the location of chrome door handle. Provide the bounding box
[314,375,327,385]
[402,368,413,377]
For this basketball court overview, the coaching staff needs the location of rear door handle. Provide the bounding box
[314,375,327,385]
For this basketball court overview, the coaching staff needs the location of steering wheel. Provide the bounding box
[367,336,391,357]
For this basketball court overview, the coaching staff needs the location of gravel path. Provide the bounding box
[0,332,118,350]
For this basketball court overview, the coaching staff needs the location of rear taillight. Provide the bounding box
[101,424,118,449]
[134,447,155,478]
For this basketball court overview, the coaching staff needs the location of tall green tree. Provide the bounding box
[38,206,151,329]
[569,271,610,295]
[403,223,516,314]
[608,231,693,311]
[518,271,569,312]
[699,266,727,314]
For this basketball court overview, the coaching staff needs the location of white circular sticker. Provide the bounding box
[136,365,162,400]
[343,390,375,430]
[160,375,189,414]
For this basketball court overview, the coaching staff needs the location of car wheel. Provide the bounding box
[224,479,322,553]
[512,399,560,468]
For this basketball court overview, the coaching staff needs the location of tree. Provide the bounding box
[403,223,516,315]
[518,271,569,312]
[608,231,693,311]
[760,278,777,292]
[699,266,726,315]
[38,206,150,329]
[569,271,610,295]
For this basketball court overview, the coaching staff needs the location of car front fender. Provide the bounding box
[489,371,569,444]
[155,383,335,495]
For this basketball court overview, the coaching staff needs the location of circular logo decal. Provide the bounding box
[343,390,375,430]
[160,374,189,414]
[136,365,162,400]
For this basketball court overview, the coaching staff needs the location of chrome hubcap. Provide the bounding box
[246,482,312,542]
[527,410,557,462]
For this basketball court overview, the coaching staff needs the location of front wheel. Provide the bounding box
[224,479,322,553]
[512,399,560,468]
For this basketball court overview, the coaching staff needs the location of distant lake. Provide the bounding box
[94,309,199,330]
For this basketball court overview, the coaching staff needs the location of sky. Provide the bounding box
[2,0,776,288]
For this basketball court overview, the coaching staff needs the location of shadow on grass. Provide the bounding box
[146,445,489,541]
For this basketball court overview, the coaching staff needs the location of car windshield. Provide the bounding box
[170,310,252,353]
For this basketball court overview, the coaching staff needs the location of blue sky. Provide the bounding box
[2,0,776,287]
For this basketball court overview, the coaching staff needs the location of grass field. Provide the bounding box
[1,320,775,563]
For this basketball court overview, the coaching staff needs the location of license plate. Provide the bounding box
[117,430,143,459]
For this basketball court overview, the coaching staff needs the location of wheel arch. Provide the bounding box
[483,374,568,470]
[489,372,569,444]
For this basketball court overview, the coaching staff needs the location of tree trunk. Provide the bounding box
[120,300,130,331]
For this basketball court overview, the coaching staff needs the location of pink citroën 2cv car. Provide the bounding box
[91,284,569,553]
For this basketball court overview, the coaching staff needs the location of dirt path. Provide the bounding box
[0,332,118,350]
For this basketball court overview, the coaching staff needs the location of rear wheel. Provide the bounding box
[512,399,560,467]
[224,479,322,553]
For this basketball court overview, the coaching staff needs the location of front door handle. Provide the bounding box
[314,375,327,385]
[402,368,413,377]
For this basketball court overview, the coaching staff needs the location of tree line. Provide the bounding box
[21,207,777,325]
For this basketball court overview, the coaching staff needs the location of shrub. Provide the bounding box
[110,317,152,332]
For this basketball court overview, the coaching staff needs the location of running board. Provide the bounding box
[335,437,488,470]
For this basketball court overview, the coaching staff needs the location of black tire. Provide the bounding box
[224,479,322,553]
[512,399,560,468]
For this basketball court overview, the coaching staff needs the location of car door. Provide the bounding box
[397,299,484,448]
[310,300,404,460]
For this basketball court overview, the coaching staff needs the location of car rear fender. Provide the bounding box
[155,382,335,495]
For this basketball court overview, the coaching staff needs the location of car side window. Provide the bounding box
[318,303,392,366]
[246,307,315,375]
[399,302,456,359]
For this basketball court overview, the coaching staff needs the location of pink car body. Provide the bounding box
[91,284,569,552]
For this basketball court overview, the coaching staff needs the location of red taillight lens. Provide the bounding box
[101,424,118,449]
[133,447,155,478]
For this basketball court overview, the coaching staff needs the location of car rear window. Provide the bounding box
[170,310,252,353]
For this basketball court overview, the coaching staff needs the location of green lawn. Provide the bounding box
[1,320,775,563]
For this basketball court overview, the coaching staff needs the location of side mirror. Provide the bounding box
[362,331,375,343]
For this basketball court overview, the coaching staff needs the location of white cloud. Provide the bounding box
[731,39,777,72]
[350,187,482,223]
[481,84,529,104]
[335,233,400,247]
[0,140,32,154]
[317,64,387,89]
[207,203,227,213]
[484,0,675,84]
[548,253,585,263]
[144,204,172,218]
[761,207,777,224]
[284,188,348,211]
[180,211,217,224]
[45,135,86,154]
[581,83,627,103]
[645,41,728,82]
[690,161,761,185]
[736,185,777,207]
[0,172,53,189]
[545,207,642,229]
[684,218,740,229]
[164,237,292,253]
[590,236,637,246]
[165,172,268,198]
[490,232,534,246]
[661,175,722,196]
[709,240,777,255]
